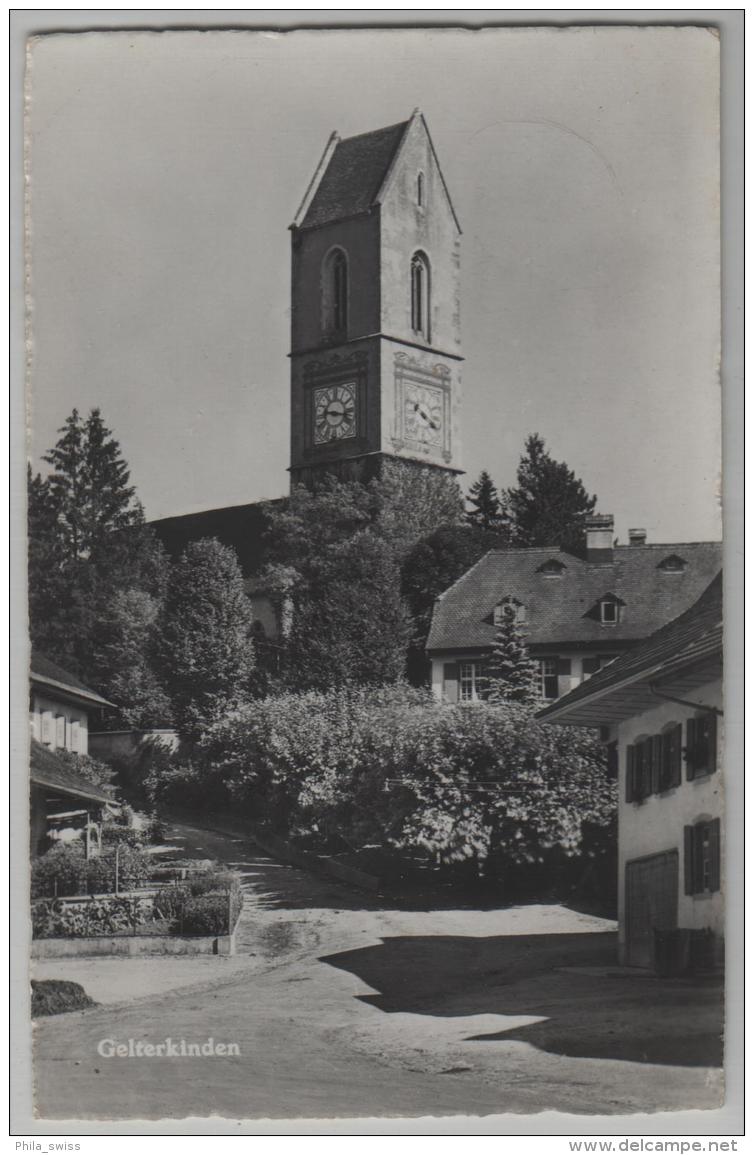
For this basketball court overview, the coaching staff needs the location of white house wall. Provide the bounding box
[30,691,90,755]
[615,679,723,962]
[431,650,604,703]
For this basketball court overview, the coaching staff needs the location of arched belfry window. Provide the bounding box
[322,247,348,338]
[410,251,430,339]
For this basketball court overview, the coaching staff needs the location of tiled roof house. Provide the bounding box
[536,574,723,971]
[426,515,722,704]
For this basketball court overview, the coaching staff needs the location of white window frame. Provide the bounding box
[600,599,619,625]
[538,658,559,700]
[458,661,485,703]
[493,601,526,626]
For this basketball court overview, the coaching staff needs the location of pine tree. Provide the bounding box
[486,598,540,705]
[155,538,255,740]
[28,408,169,688]
[42,409,141,564]
[465,470,507,534]
[506,434,597,555]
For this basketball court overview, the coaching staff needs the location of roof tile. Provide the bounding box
[427,542,722,652]
[300,121,409,229]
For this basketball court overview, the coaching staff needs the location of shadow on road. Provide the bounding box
[320,931,724,1068]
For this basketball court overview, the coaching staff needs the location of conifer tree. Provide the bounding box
[465,470,507,534]
[28,408,169,683]
[506,433,597,555]
[486,598,540,705]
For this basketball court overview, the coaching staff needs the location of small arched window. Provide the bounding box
[410,251,430,338]
[417,172,425,207]
[322,247,348,338]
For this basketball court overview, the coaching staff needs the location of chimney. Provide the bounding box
[628,528,647,547]
[585,514,614,564]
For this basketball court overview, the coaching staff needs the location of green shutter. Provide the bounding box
[582,656,600,676]
[709,817,721,892]
[684,825,695,895]
[625,745,635,803]
[557,657,572,675]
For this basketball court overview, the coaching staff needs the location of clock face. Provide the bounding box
[313,383,357,444]
[404,383,444,447]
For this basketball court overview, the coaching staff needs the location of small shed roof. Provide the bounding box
[30,740,116,806]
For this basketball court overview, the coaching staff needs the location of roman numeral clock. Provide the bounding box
[288,110,463,489]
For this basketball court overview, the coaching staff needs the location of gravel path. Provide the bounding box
[32,819,724,1122]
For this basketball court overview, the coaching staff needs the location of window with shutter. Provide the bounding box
[684,818,721,895]
[686,713,718,779]
[582,656,600,677]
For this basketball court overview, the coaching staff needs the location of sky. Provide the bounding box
[26,26,721,543]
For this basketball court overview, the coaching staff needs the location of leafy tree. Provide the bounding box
[155,538,255,741]
[401,523,505,684]
[486,598,540,705]
[93,590,173,730]
[28,410,169,683]
[506,433,597,555]
[285,531,411,691]
[370,460,465,560]
[465,470,507,534]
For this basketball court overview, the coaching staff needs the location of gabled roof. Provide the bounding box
[293,110,461,234]
[30,740,116,806]
[426,542,722,653]
[296,119,410,230]
[30,653,113,709]
[537,573,722,727]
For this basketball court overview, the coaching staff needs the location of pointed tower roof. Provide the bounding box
[294,118,410,230]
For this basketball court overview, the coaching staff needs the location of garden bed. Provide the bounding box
[31,848,244,957]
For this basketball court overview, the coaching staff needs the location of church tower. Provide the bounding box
[289,110,463,489]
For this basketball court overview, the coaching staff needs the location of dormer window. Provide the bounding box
[600,598,619,625]
[658,554,687,573]
[537,558,566,577]
[493,599,526,626]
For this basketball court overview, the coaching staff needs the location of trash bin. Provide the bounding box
[653,928,691,976]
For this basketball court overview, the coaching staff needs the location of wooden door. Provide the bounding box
[625,850,679,968]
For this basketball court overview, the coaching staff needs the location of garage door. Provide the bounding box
[625,850,679,968]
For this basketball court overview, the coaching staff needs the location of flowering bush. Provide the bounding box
[200,687,615,874]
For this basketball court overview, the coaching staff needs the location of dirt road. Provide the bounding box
[32,820,724,1122]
